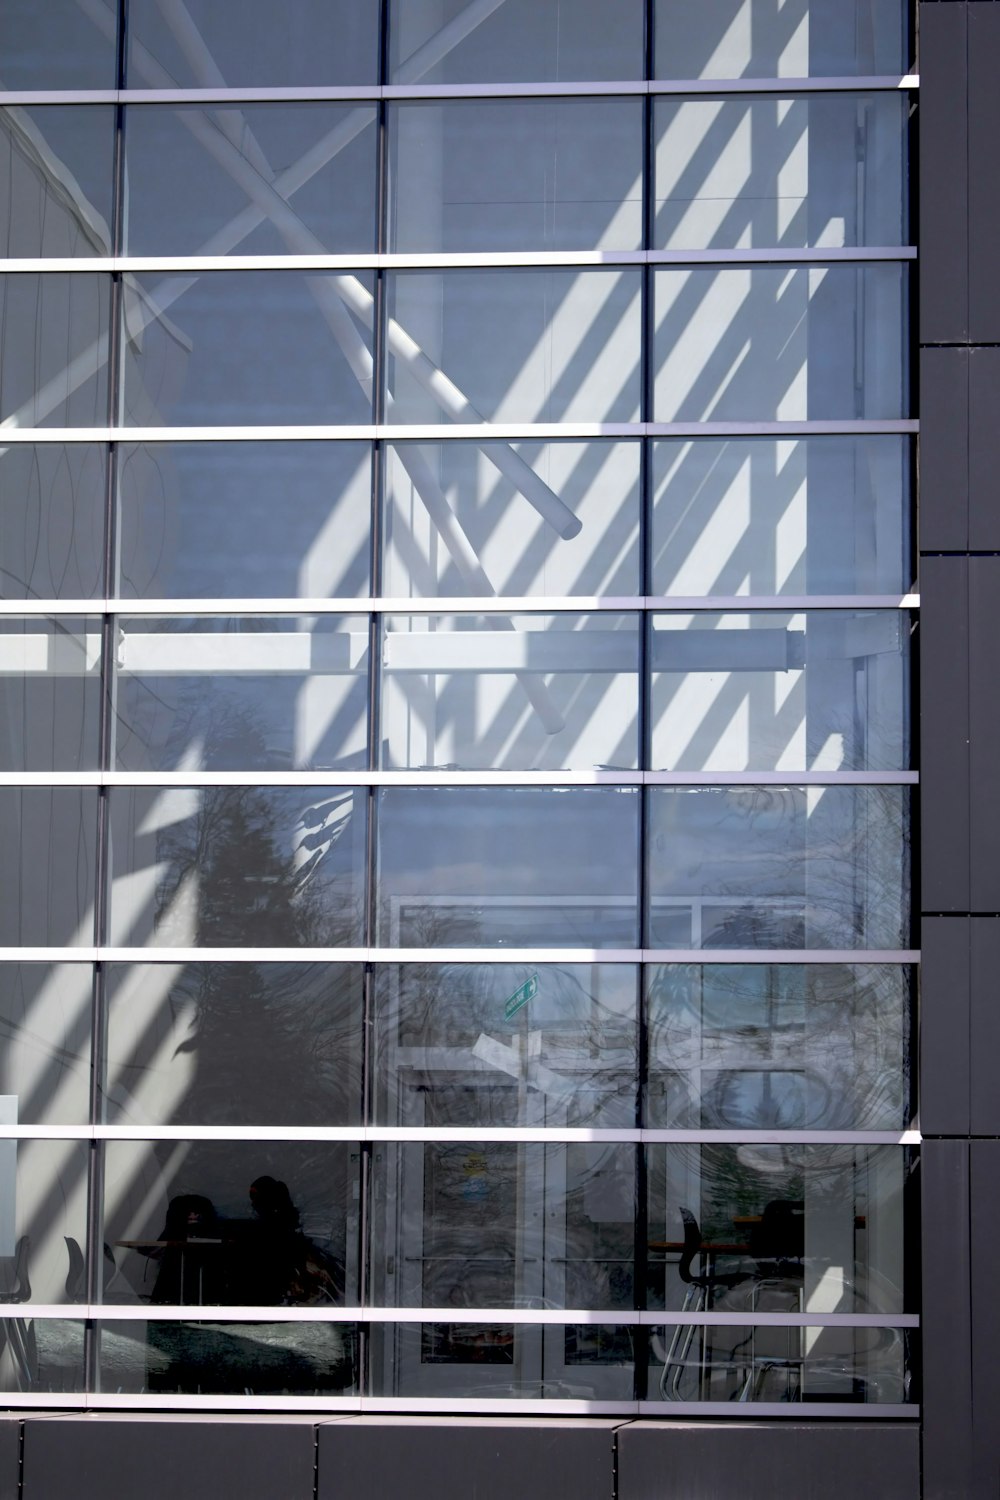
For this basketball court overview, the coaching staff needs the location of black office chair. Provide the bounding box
[658,1207,754,1399]
[65,1236,122,1301]
[0,1236,36,1391]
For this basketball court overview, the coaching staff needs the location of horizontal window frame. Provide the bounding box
[0,596,921,615]
[0,1304,919,1328]
[0,1125,921,1144]
[0,249,918,272]
[0,772,919,787]
[0,78,920,107]
[0,422,921,443]
[0,947,920,964]
[0,1393,919,1416]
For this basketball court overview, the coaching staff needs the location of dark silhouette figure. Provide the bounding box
[245,1176,342,1305]
[150,1194,225,1306]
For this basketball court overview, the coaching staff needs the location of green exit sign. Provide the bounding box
[503,973,538,1020]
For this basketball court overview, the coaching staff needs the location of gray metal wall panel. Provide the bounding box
[970,919,1000,1132]
[21,1416,316,1500]
[921,1141,974,1500]
[317,1418,616,1500]
[968,5,1000,341]
[970,1141,1000,1497]
[920,348,969,551]
[920,556,971,911]
[968,348,1000,549]
[0,1419,19,1500]
[968,557,1000,907]
[616,1422,920,1500]
[920,916,971,1135]
[919,2,969,343]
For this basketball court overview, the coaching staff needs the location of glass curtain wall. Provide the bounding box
[0,0,917,1412]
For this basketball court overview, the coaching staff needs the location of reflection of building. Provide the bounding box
[0,1,983,1496]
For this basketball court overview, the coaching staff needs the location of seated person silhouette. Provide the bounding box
[150,1194,226,1306]
[243,1176,343,1305]
[748,1199,805,1281]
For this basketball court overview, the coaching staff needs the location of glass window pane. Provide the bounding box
[389,0,644,84]
[0,275,111,429]
[14,1321,86,1394]
[0,618,102,771]
[124,105,377,256]
[389,100,643,252]
[102,963,363,1127]
[383,440,640,599]
[651,436,910,596]
[0,107,115,258]
[377,787,640,949]
[1,0,115,88]
[654,95,906,249]
[654,265,906,421]
[647,1143,914,1316]
[0,1141,90,1303]
[374,963,638,1128]
[654,0,907,78]
[371,1143,636,1311]
[382,613,640,772]
[121,272,375,427]
[0,445,106,602]
[102,1140,359,1308]
[649,610,910,773]
[371,1322,633,1400]
[107,787,366,948]
[385,270,642,424]
[127,0,378,87]
[101,1320,358,1395]
[0,964,92,1125]
[646,785,910,949]
[0,789,97,946]
[116,442,370,600]
[647,1325,914,1404]
[645,964,911,1129]
[112,615,369,772]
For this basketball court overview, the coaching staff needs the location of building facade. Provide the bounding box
[0,0,988,1495]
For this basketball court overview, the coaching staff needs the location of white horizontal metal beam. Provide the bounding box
[0,77,919,106]
[0,248,917,272]
[0,421,921,441]
[0,1393,914,1414]
[0,1125,921,1144]
[0,1304,920,1328]
[0,946,920,964]
[0,596,921,616]
[0,771,918,787]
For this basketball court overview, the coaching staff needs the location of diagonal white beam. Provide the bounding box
[68,0,580,539]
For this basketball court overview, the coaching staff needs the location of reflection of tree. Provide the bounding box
[139,778,363,1126]
[156,782,361,947]
[164,963,360,1127]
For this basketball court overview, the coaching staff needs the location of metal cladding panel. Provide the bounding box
[921,1141,975,1500]
[616,1422,920,1500]
[317,1419,617,1500]
[21,1417,317,1500]
[919,2,969,343]
[920,557,971,911]
[920,347,969,552]
[920,916,971,1136]
[968,557,1000,908]
[968,349,1000,549]
[970,1141,1000,1497]
[970,919,1000,1133]
[0,1419,20,1500]
[968,5,1000,341]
